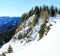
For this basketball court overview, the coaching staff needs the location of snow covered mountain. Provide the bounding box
[0,6,60,56]
[0,14,60,56]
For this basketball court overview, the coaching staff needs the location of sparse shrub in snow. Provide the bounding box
[20,40,23,43]
[27,27,32,33]
[18,32,28,40]
[49,24,52,26]
[47,26,50,31]
[13,37,17,42]
[8,45,13,53]
[2,52,6,56]
[18,33,22,40]
[45,26,50,35]
[26,37,31,42]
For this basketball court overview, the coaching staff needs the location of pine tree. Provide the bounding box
[34,6,40,17]
[21,13,26,22]
[28,8,34,17]
[50,6,56,17]
[33,14,38,26]
[39,6,42,16]
[39,22,46,40]
[19,13,28,24]
[58,9,60,14]
[8,45,13,53]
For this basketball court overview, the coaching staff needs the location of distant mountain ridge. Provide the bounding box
[0,17,21,45]
[0,17,20,32]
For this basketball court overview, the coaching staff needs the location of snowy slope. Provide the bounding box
[0,14,60,56]
[5,19,60,56]
[0,15,40,53]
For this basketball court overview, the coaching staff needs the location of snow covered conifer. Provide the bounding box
[8,45,13,53]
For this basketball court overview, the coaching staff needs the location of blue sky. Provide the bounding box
[0,0,60,16]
